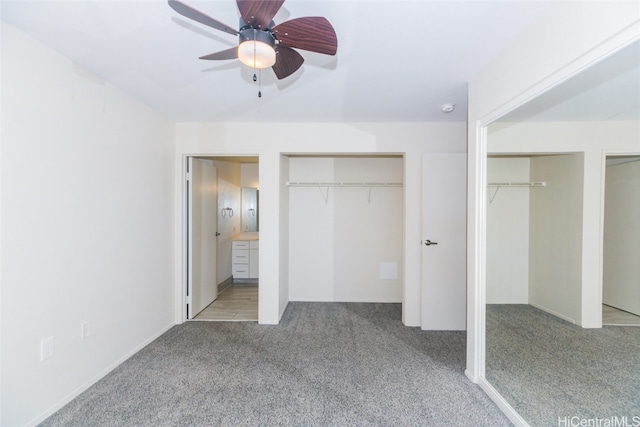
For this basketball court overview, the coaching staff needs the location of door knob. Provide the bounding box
[424,240,438,246]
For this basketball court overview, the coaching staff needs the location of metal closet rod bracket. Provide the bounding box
[487,181,546,204]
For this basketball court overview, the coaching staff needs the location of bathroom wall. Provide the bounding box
[210,160,242,284]
[241,163,259,188]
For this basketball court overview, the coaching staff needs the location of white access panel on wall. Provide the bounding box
[421,153,467,330]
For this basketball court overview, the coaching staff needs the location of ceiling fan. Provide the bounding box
[168,0,338,80]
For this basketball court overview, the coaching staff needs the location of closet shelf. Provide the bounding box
[286,181,403,187]
[487,181,546,187]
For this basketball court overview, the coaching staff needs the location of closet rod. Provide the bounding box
[286,181,402,187]
[487,181,546,187]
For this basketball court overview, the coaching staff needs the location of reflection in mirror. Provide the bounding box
[241,187,258,232]
[485,40,640,426]
[603,156,640,323]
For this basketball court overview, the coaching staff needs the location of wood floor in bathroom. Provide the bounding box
[194,283,258,322]
[602,304,640,326]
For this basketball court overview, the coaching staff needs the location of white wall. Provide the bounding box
[603,159,640,315]
[288,157,403,302]
[175,122,467,326]
[529,154,584,323]
[279,155,290,316]
[466,1,640,382]
[1,23,176,426]
[486,157,530,304]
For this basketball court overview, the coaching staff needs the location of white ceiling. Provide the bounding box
[2,1,638,123]
[498,39,640,122]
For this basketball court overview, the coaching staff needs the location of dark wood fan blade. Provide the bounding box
[272,17,337,55]
[199,47,238,61]
[168,0,238,36]
[272,46,304,79]
[237,0,284,29]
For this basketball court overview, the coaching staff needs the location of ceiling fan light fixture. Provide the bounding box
[238,29,277,69]
[169,0,338,80]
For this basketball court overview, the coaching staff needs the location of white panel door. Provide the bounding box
[421,153,467,330]
[188,157,218,319]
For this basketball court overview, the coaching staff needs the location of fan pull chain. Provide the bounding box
[258,69,262,98]
[252,29,262,98]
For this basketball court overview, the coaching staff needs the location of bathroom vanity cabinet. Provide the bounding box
[232,239,259,280]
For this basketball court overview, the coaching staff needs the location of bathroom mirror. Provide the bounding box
[241,187,258,232]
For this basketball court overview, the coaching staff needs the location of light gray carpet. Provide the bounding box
[40,303,511,426]
[486,304,640,427]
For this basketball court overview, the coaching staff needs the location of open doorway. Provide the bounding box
[186,155,260,322]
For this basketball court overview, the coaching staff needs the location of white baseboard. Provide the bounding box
[486,301,529,305]
[278,300,289,323]
[478,376,530,427]
[217,276,234,293]
[27,322,176,427]
[529,302,576,324]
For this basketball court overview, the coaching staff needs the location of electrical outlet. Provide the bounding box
[41,337,54,361]
[81,321,91,339]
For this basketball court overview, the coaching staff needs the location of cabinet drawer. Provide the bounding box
[232,249,249,264]
[232,241,250,250]
[232,264,249,278]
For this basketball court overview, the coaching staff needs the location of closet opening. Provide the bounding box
[486,152,584,323]
[285,154,404,309]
